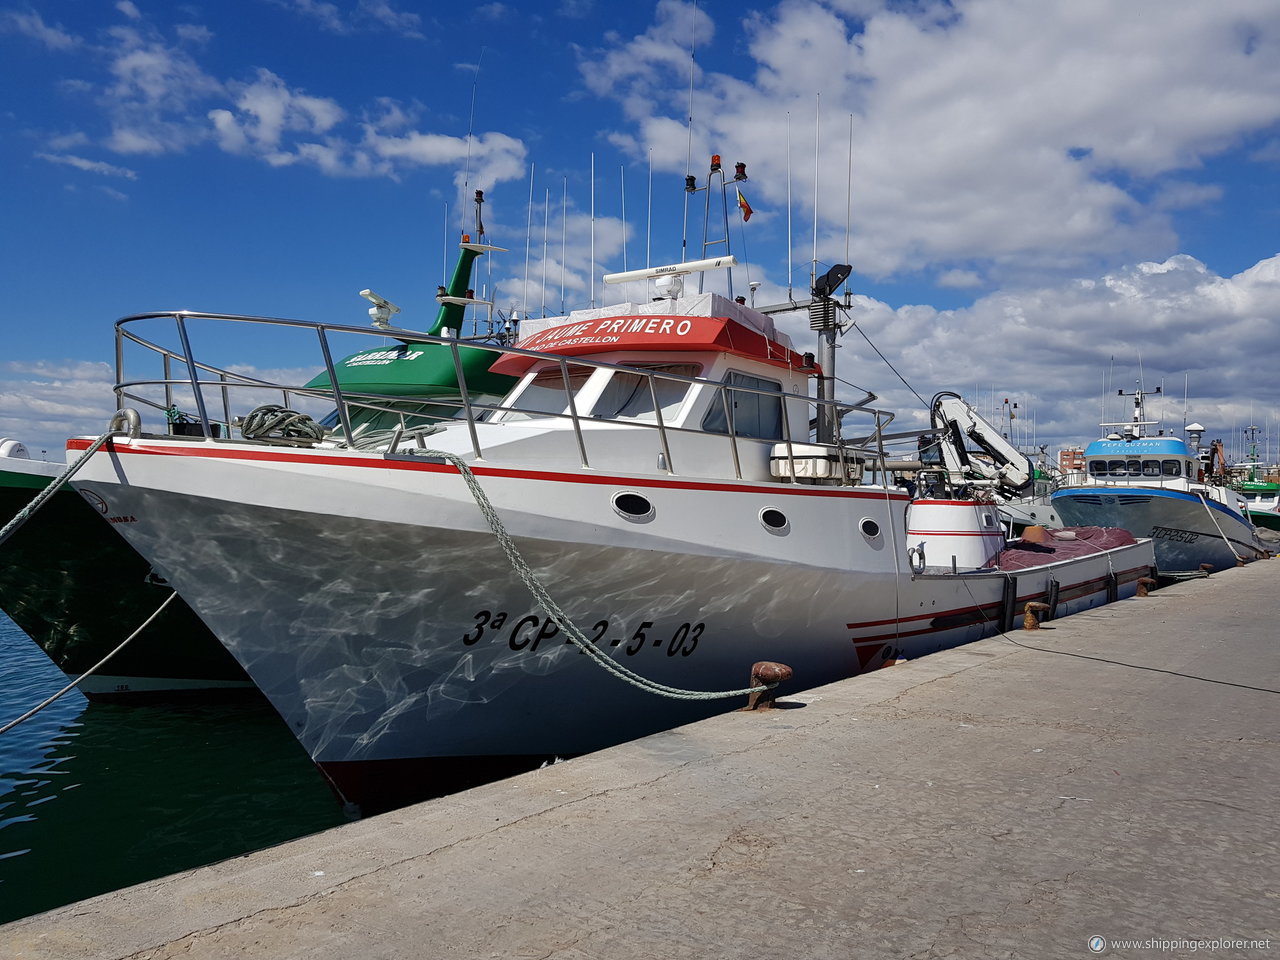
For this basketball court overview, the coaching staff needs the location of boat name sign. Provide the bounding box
[344,349,428,368]
[518,317,696,352]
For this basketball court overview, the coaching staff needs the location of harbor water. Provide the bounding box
[0,614,347,924]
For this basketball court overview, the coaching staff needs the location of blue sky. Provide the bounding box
[2,0,1280,460]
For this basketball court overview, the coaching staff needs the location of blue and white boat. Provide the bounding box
[1052,389,1268,574]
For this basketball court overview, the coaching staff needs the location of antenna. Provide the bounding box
[680,2,698,264]
[461,47,486,200]
[646,148,653,269]
[560,177,567,315]
[590,151,596,307]
[811,92,820,294]
[523,161,534,316]
[845,112,853,273]
[786,111,793,300]
[620,163,628,274]
[541,186,549,318]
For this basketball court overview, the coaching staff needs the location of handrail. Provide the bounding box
[112,310,910,474]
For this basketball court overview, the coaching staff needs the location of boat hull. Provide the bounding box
[1051,486,1266,573]
[0,459,254,701]
[73,439,1155,812]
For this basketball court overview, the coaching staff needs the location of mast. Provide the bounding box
[427,190,498,338]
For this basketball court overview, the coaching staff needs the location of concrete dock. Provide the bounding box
[5,561,1278,959]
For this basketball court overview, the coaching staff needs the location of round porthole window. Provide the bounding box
[612,491,655,522]
[859,517,881,538]
[760,507,789,535]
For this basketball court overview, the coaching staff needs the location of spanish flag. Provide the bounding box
[736,188,753,222]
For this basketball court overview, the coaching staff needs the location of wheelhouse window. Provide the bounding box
[591,363,701,421]
[701,372,784,440]
[1163,460,1182,477]
[497,366,593,421]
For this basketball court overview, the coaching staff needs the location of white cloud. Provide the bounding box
[0,9,81,50]
[585,0,1280,292]
[782,252,1280,449]
[0,362,118,458]
[272,0,424,37]
[36,153,138,179]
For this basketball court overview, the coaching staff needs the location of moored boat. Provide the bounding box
[1051,390,1268,573]
[66,174,1156,812]
[0,215,515,702]
[0,440,253,701]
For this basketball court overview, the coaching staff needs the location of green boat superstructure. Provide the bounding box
[305,239,517,433]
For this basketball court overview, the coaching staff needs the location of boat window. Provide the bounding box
[1163,460,1181,477]
[1107,459,1128,477]
[591,364,701,421]
[701,372,784,440]
[497,367,594,421]
[1141,460,1162,477]
[1126,460,1141,476]
[1088,461,1108,478]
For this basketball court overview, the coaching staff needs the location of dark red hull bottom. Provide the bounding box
[317,754,556,817]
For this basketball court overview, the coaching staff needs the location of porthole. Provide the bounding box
[612,491,655,523]
[760,507,790,535]
[859,517,881,539]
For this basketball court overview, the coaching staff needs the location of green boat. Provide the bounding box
[0,234,515,701]
[305,237,516,437]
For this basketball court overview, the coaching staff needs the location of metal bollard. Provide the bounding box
[743,660,793,711]
[1022,601,1051,630]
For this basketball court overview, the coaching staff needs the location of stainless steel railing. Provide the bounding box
[113,310,910,482]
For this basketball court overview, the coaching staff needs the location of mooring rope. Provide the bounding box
[0,592,179,735]
[0,419,130,550]
[1194,491,1245,563]
[423,447,772,700]
[0,414,183,734]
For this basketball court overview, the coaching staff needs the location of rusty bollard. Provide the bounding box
[1135,576,1157,597]
[1199,563,1215,577]
[743,661,793,711]
[1023,601,1051,630]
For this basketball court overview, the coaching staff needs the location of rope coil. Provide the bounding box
[239,405,325,445]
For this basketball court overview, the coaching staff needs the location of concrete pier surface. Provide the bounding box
[5,561,1278,959]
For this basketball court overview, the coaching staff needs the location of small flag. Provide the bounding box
[736,188,753,222]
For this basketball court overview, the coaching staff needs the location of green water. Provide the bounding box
[0,615,347,924]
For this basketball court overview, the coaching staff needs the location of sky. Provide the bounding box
[2,0,1280,463]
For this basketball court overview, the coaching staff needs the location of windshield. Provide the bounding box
[591,364,701,421]
[497,367,594,421]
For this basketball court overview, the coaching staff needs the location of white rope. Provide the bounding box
[0,426,122,549]
[0,588,179,736]
[424,448,773,700]
[1194,491,1245,563]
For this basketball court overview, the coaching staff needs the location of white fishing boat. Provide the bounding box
[66,174,1156,813]
[1052,388,1268,573]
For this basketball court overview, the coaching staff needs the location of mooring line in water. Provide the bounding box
[424,447,775,701]
[0,591,179,735]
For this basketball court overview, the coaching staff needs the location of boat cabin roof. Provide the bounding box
[1083,436,1193,459]
[490,292,812,379]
